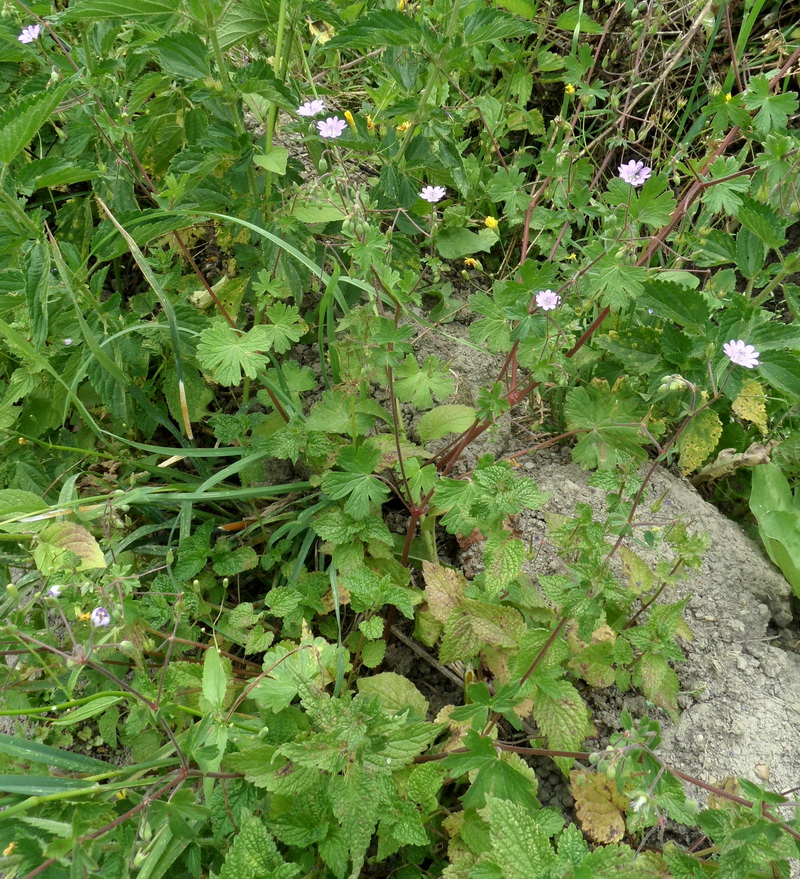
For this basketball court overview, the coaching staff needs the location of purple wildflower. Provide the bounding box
[723,339,760,369]
[618,160,652,187]
[18,24,41,43]
[316,117,347,138]
[90,607,111,627]
[297,99,325,117]
[535,289,561,311]
[419,185,446,204]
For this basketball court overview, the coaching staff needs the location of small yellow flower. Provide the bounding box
[395,120,411,132]
[463,258,481,269]
[78,612,91,622]
[343,110,356,130]
[565,83,576,95]
[724,92,732,102]
[397,0,405,9]
[18,437,26,445]
[3,842,16,856]
[366,114,375,131]
[567,253,577,260]
[484,216,499,230]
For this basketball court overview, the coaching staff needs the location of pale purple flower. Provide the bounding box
[420,185,446,204]
[723,339,760,369]
[297,99,325,117]
[535,289,561,311]
[63,338,73,346]
[618,160,652,187]
[18,24,42,43]
[47,585,63,598]
[90,606,111,627]
[316,116,347,138]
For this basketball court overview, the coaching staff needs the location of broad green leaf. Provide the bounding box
[483,534,525,595]
[417,404,476,443]
[742,73,799,134]
[33,521,106,575]
[357,672,429,721]
[702,157,749,215]
[532,678,590,772]
[51,695,123,727]
[196,323,273,386]
[0,80,71,164]
[758,351,800,399]
[586,259,647,311]
[555,8,604,33]
[393,355,454,408]
[463,9,535,45]
[435,227,493,259]
[496,0,538,19]
[217,0,272,50]
[639,279,711,327]
[737,198,787,250]
[254,146,289,175]
[677,409,722,475]
[153,32,209,80]
[754,510,800,597]
[0,489,48,533]
[290,202,347,224]
[326,10,430,49]
[422,561,468,624]
[481,796,558,878]
[637,653,679,712]
[201,647,229,714]
[64,0,179,17]
[0,733,110,773]
[218,810,298,879]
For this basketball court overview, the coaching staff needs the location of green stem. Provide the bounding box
[751,251,800,307]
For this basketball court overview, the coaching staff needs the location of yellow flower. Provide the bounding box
[484,216,499,230]
[343,110,356,130]
[567,253,577,260]
[565,83,576,95]
[3,842,16,856]
[397,0,405,8]
[78,612,91,622]
[395,120,411,132]
[366,114,375,131]
[724,92,732,102]
[463,258,481,269]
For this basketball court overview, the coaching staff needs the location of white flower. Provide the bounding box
[535,289,561,311]
[723,339,760,369]
[316,116,347,138]
[297,99,325,117]
[419,185,446,204]
[618,159,652,187]
[18,24,42,44]
[47,585,63,598]
[63,338,73,346]
[630,794,649,813]
[90,607,111,627]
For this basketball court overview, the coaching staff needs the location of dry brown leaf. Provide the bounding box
[570,769,627,844]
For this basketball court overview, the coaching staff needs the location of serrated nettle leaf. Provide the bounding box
[483,534,525,595]
[0,80,72,164]
[422,561,469,624]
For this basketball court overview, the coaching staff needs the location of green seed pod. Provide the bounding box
[317,157,328,174]
[631,7,639,19]
[341,217,353,234]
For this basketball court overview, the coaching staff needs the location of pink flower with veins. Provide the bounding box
[316,117,347,138]
[618,159,652,187]
[723,339,760,369]
[535,289,561,311]
[18,24,42,43]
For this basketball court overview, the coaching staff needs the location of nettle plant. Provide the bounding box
[1,0,800,876]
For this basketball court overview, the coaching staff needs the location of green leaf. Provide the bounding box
[639,279,711,327]
[0,80,72,164]
[202,647,229,714]
[750,465,800,596]
[0,733,110,773]
[742,74,799,134]
[586,259,647,311]
[435,227,493,260]
[631,174,676,227]
[677,409,722,475]
[154,32,209,80]
[327,11,431,49]
[63,0,179,17]
[357,672,429,720]
[51,695,123,727]
[417,404,476,443]
[495,0,538,19]
[758,351,800,399]
[197,323,273,386]
[262,303,306,354]
[0,775,100,795]
[481,796,558,878]
[217,0,272,50]
[322,443,391,519]
[532,678,590,771]
[0,489,48,533]
[483,534,525,595]
[33,521,105,575]
[564,382,649,469]
[218,810,299,879]
[254,146,289,175]
[439,599,525,664]
[737,198,787,250]
[462,9,535,44]
[393,355,454,409]
[702,157,749,215]
[637,653,679,712]
[555,8,604,33]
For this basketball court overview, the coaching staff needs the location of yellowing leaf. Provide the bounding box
[677,409,722,475]
[33,521,105,575]
[732,380,768,434]
[618,546,653,595]
[422,561,468,625]
[570,769,627,844]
